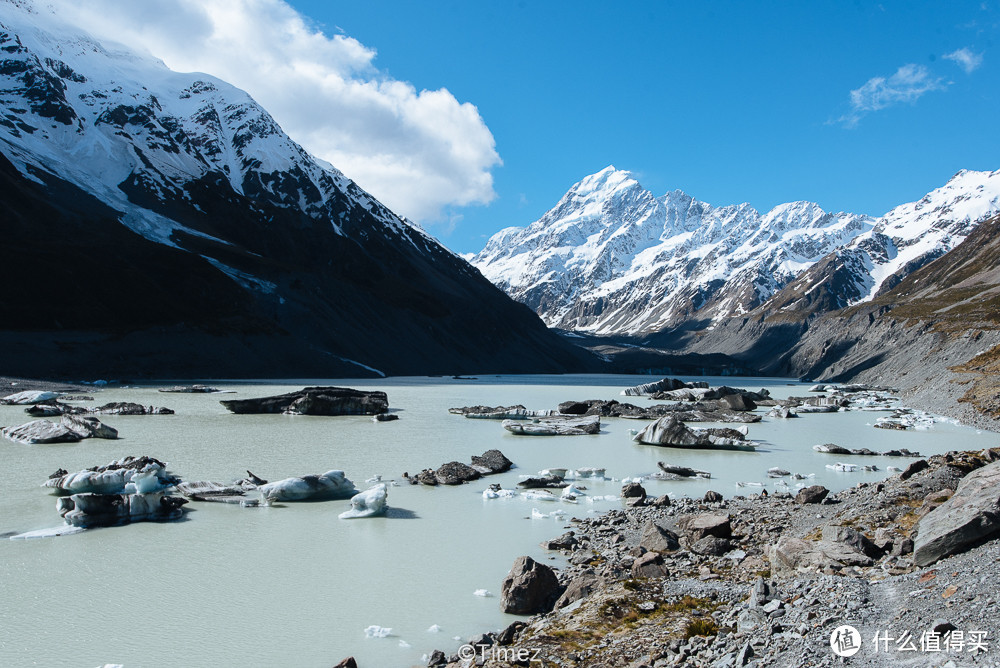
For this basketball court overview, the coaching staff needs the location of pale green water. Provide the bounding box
[0,375,996,668]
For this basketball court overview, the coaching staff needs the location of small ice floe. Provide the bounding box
[365,474,382,484]
[621,476,646,484]
[550,508,566,517]
[575,467,606,479]
[774,479,790,488]
[794,483,807,490]
[585,494,620,503]
[826,462,857,472]
[736,425,749,436]
[539,468,568,479]
[767,467,790,478]
[473,589,492,597]
[364,625,392,638]
[560,483,587,503]
[523,490,558,502]
[427,624,442,633]
[790,473,814,480]
[482,483,517,499]
[531,508,549,519]
[862,465,879,472]
[736,481,765,488]
[338,484,388,519]
[887,466,902,472]
[398,640,411,648]
[10,525,86,540]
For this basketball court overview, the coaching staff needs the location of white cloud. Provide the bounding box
[48,0,501,223]
[838,64,946,127]
[943,47,984,74]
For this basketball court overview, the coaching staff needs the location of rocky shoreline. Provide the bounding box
[429,449,1000,668]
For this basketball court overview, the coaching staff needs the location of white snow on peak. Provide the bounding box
[474,166,1000,335]
[0,0,430,251]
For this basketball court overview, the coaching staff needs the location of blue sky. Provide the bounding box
[62,1,999,254]
[288,0,999,253]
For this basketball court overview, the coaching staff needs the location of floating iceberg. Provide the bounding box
[473,589,492,597]
[364,625,392,638]
[59,492,187,528]
[259,470,356,502]
[339,484,388,519]
[44,457,177,495]
[427,624,442,633]
[482,484,517,499]
[575,467,606,479]
[1,390,60,405]
[531,508,549,519]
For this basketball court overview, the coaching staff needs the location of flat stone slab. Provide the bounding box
[913,460,1000,567]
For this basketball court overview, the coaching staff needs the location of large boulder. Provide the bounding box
[794,485,829,504]
[220,387,388,416]
[499,556,562,615]
[639,521,680,552]
[913,461,1000,567]
[554,571,599,608]
[470,449,513,474]
[434,461,481,485]
[678,513,732,542]
[769,536,873,576]
[631,551,667,578]
[823,525,884,560]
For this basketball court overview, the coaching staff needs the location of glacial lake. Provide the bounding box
[1,374,997,668]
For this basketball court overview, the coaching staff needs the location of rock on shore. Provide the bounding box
[431,447,1000,668]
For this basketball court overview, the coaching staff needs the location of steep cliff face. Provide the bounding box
[0,0,596,378]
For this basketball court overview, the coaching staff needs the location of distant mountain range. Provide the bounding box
[0,0,594,378]
[474,166,1000,337]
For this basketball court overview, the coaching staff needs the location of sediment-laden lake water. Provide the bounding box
[1,374,996,668]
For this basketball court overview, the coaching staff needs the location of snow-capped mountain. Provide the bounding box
[0,0,593,378]
[474,166,876,335]
[474,166,1000,336]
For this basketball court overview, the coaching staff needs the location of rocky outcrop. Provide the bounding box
[407,450,513,486]
[220,387,388,416]
[432,461,481,485]
[470,449,513,474]
[502,415,600,436]
[639,521,680,552]
[913,460,1000,566]
[499,556,563,615]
